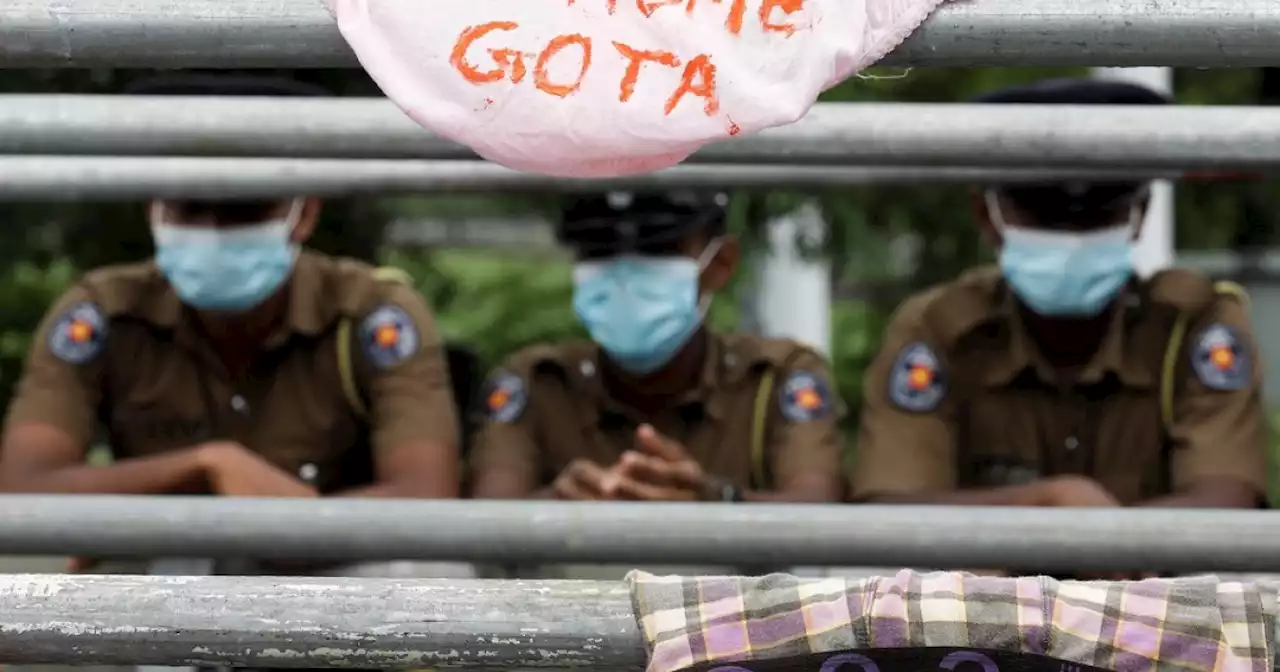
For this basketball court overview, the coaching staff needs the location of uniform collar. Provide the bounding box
[982,280,1153,389]
[575,331,744,427]
[280,251,333,336]
[141,250,333,338]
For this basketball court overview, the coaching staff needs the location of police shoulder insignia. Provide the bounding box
[483,371,527,423]
[359,304,420,370]
[778,371,831,422]
[888,341,946,413]
[1191,322,1250,391]
[48,301,109,365]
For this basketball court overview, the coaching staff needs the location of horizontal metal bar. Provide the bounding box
[0,156,1177,199]
[0,573,645,668]
[3,0,1277,68]
[3,574,1280,669]
[3,96,1279,171]
[1,496,1278,572]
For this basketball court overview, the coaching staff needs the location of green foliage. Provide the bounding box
[384,248,588,367]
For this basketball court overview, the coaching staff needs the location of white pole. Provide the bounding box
[753,202,832,357]
[1091,67,1176,275]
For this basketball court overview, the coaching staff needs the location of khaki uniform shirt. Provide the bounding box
[4,251,458,493]
[851,266,1268,504]
[471,333,844,494]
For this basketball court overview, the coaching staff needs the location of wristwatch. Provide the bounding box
[705,476,744,502]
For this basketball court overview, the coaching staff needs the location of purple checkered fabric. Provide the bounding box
[627,570,1275,672]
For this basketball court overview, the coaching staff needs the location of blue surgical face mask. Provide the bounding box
[572,240,722,375]
[986,191,1137,318]
[152,199,303,313]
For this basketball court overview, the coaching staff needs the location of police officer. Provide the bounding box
[471,191,844,503]
[851,78,1268,513]
[0,75,461,505]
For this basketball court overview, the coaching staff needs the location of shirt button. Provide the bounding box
[231,395,249,414]
[1065,436,1079,450]
[298,463,319,484]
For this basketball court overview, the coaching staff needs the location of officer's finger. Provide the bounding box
[625,452,704,492]
[559,461,610,499]
[636,424,689,462]
[617,452,678,486]
[554,473,599,500]
[572,460,612,489]
[610,474,686,502]
[663,458,706,491]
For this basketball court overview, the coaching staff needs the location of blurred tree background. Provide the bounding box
[0,65,1276,448]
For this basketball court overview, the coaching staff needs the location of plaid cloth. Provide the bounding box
[628,570,1276,672]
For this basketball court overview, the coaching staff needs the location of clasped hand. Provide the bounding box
[551,424,711,501]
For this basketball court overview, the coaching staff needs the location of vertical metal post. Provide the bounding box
[1092,67,1176,275]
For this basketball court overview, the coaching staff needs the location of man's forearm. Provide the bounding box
[467,466,544,499]
[1136,478,1263,509]
[864,484,1039,507]
[0,449,207,495]
[336,441,462,498]
[745,487,840,503]
[748,474,844,502]
[334,479,459,499]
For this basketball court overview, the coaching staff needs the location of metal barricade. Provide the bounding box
[0,496,1275,573]
[3,0,1279,68]
[0,157,1189,200]
[0,98,1277,171]
[0,572,1275,669]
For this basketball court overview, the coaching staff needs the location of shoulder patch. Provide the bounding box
[888,341,946,412]
[358,304,420,370]
[778,371,831,422]
[47,301,109,365]
[483,371,527,423]
[1190,323,1250,391]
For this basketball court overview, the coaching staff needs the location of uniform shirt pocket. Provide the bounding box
[960,391,1045,488]
[105,348,215,458]
[108,403,213,458]
[249,347,365,489]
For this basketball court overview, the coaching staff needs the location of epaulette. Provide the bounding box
[1146,267,1224,315]
[918,266,1005,348]
[78,262,173,317]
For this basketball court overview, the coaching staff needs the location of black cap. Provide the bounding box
[124,73,331,98]
[558,191,728,258]
[974,78,1168,225]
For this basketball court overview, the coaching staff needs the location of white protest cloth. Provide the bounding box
[326,0,946,177]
